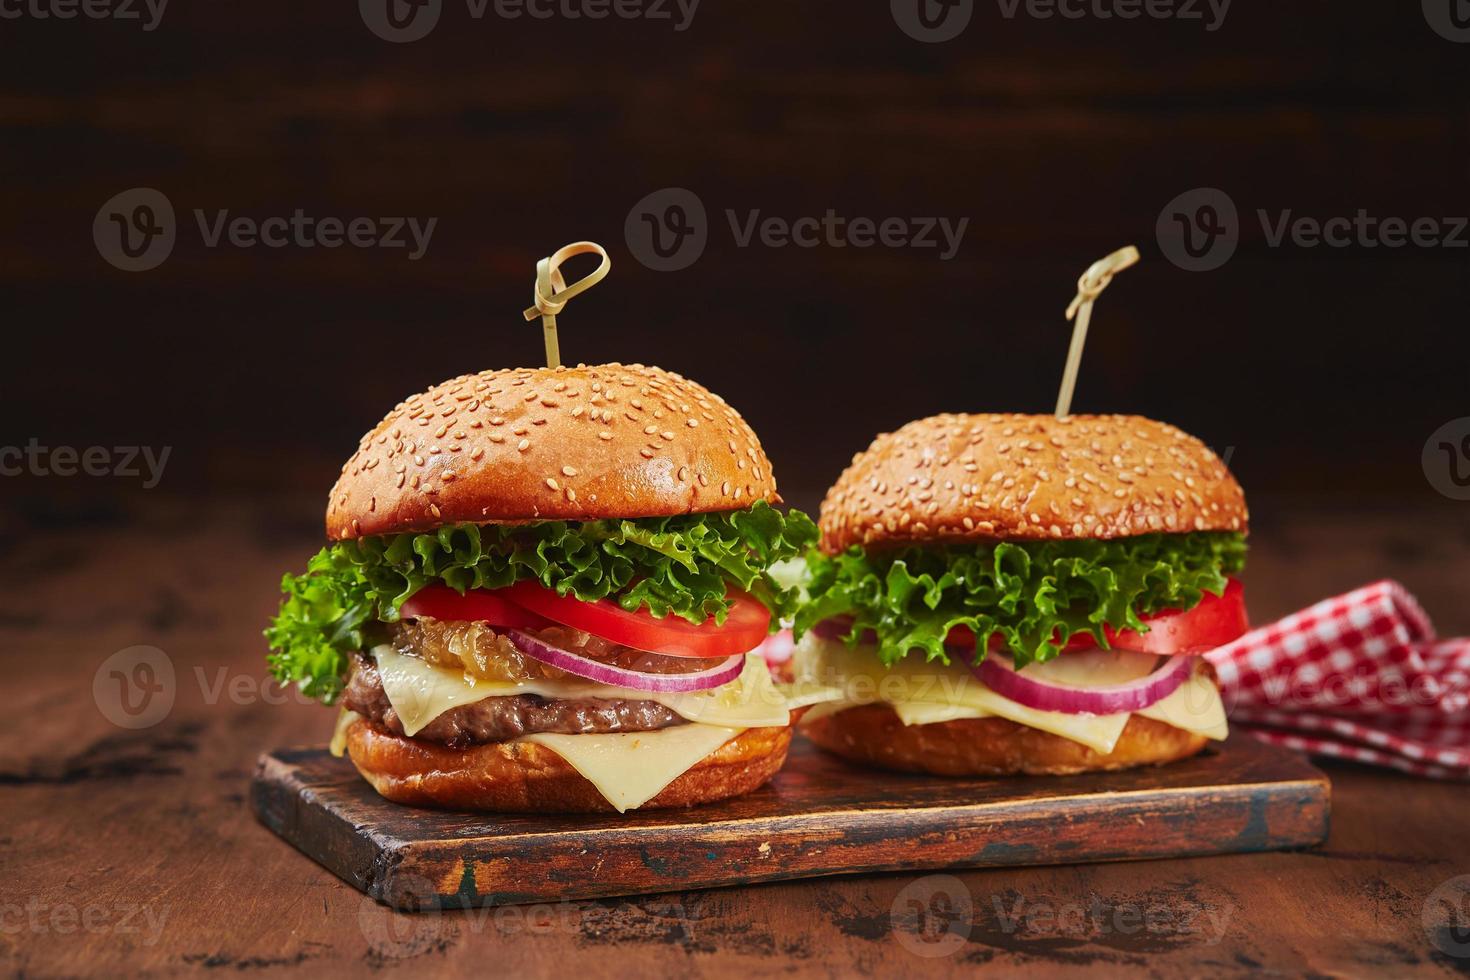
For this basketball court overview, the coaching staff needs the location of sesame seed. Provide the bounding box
[517,439,530,452]
[546,478,560,491]
[598,431,613,441]
[562,466,578,477]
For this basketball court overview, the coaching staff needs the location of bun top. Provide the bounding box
[819,413,1247,554]
[326,364,778,540]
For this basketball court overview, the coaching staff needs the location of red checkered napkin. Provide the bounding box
[1205,581,1470,779]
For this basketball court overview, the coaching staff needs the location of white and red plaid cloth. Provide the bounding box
[1206,580,1470,779]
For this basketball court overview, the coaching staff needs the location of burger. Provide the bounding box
[791,413,1249,776]
[266,363,821,812]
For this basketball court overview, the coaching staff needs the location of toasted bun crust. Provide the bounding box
[818,413,1247,553]
[327,364,779,540]
[801,706,1209,776]
[344,719,791,813]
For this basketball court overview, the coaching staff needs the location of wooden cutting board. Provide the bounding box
[251,735,1329,911]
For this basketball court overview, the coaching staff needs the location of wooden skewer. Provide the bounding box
[522,241,612,368]
[1055,245,1140,419]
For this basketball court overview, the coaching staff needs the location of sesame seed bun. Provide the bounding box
[326,364,779,540]
[801,706,1208,776]
[343,718,792,813]
[818,413,1247,553]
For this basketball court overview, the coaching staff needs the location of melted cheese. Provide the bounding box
[371,645,809,736]
[1136,672,1229,739]
[329,709,361,758]
[793,635,1228,753]
[520,725,742,813]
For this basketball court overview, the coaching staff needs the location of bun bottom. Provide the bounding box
[802,706,1209,776]
[344,719,792,813]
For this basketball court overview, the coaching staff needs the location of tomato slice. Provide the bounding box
[1100,577,1249,655]
[400,585,552,630]
[501,580,772,659]
[951,578,1249,657]
[399,581,773,659]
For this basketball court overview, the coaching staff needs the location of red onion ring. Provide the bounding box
[506,630,745,693]
[972,652,1198,715]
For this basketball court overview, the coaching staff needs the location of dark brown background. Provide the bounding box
[4,1,1469,522]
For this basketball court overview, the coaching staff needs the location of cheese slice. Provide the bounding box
[775,678,851,711]
[792,634,1227,753]
[329,709,361,757]
[794,636,1130,754]
[871,674,1227,742]
[520,725,743,812]
[890,701,992,727]
[370,645,810,736]
[1136,672,1229,740]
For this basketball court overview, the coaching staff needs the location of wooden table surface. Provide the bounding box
[4,496,1468,978]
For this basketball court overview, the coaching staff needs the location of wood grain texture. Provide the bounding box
[3,497,1468,977]
[251,736,1327,912]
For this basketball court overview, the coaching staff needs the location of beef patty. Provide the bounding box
[341,653,685,747]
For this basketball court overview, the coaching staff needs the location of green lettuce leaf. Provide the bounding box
[794,532,1247,670]
[266,501,818,703]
